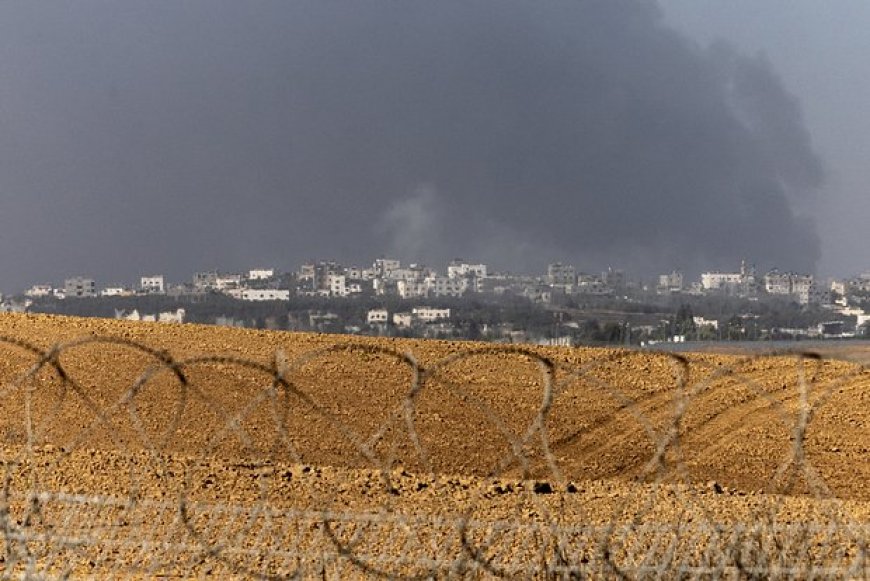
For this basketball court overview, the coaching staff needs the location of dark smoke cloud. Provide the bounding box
[0,0,823,291]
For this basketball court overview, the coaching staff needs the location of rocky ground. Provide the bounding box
[0,313,866,578]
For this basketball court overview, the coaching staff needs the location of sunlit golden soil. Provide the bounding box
[0,313,866,577]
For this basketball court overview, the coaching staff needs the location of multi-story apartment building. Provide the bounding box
[448,260,488,280]
[366,309,389,325]
[64,277,96,298]
[297,263,316,282]
[314,261,341,291]
[426,276,466,298]
[547,263,576,286]
[657,271,683,292]
[763,269,792,295]
[372,258,401,278]
[763,269,816,305]
[327,274,347,297]
[193,271,218,290]
[700,261,756,296]
[576,273,610,295]
[397,280,429,299]
[385,268,421,282]
[140,275,165,294]
[791,274,815,305]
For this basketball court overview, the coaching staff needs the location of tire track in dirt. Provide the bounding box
[0,313,867,501]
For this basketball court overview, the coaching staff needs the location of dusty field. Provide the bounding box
[0,313,867,578]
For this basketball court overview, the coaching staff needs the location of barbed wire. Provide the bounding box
[0,332,866,578]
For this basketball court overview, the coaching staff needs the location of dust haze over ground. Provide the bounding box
[0,1,824,291]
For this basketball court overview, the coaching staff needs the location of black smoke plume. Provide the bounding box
[0,0,823,290]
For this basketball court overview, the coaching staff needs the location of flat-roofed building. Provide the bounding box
[140,275,165,294]
[64,277,96,298]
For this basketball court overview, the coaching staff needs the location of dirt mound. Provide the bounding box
[0,312,867,500]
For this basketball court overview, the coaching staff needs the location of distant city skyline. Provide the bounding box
[4,254,828,298]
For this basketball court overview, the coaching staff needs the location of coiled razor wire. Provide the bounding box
[0,333,866,579]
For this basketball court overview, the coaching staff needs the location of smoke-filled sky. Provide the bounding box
[0,1,864,292]
[662,0,870,281]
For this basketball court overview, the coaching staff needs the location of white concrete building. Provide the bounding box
[327,274,347,297]
[792,275,815,305]
[764,270,816,304]
[297,263,316,282]
[397,280,429,299]
[101,287,132,297]
[382,268,420,282]
[393,312,413,328]
[140,275,165,294]
[448,261,488,280]
[657,271,683,292]
[24,285,53,298]
[193,271,218,289]
[373,258,401,277]
[158,308,186,323]
[366,309,389,325]
[412,307,450,323]
[247,268,275,280]
[700,272,743,290]
[115,308,185,323]
[114,309,141,321]
[692,316,719,330]
[64,277,96,298]
[537,336,574,347]
[215,274,243,290]
[427,276,466,298]
[240,289,290,301]
[764,269,792,295]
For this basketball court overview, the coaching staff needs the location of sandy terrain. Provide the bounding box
[0,313,866,578]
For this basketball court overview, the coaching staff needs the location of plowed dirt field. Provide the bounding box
[0,313,866,578]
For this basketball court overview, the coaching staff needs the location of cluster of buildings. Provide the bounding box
[8,255,870,343]
[7,255,870,317]
[295,258,489,299]
[366,306,451,329]
[4,258,854,308]
[657,261,823,306]
[15,259,497,303]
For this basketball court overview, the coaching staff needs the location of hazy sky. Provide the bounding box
[0,1,865,293]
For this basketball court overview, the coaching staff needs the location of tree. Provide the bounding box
[673,303,696,336]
